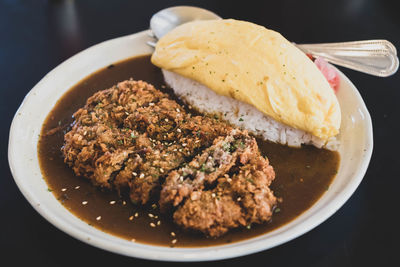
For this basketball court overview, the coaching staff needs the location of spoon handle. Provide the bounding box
[296,40,399,77]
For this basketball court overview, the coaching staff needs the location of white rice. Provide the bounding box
[162,70,339,150]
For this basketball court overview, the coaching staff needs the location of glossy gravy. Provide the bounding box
[38,55,339,247]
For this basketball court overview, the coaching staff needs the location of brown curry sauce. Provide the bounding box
[38,55,339,247]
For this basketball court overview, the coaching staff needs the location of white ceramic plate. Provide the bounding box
[8,31,373,261]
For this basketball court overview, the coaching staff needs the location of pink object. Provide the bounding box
[314,57,340,93]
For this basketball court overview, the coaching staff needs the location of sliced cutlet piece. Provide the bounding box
[173,154,277,237]
[84,80,167,127]
[159,129,257,211]
[113,133,152,193]
[62,80,166,188]
[127,114,232,205]
[63,118,142,188]
[230,155,276,224]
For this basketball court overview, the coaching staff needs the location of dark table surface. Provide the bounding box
[2,0,399,266]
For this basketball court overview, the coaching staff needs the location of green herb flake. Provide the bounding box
[47,188,53,192]
[246,178,255,184]
[130,132,137,139]
[200,164,206,172]
[239,118,244,122]
[274,208,281,213]
[222,143,231,152]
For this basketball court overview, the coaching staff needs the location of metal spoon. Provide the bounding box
[148,6,398,77]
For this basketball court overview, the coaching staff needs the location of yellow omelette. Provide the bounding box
[151,19,341,140]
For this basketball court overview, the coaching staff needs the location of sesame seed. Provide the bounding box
[173,148,177,151]
[148,213,154,218]
[227,178,232,182]
[129,216,134,221]
[150,222,156,227]
[171,239,177,244]
[179,176,184,182]
[176,108,180,112]
[195,140,200,143]
[83,131,87,136]
[149,102,154,106]
[237,197,242,201]
[177,128,181,133]
[132,172,137,176]
[82,201,88,205]
[179,149,183,152]
[182,143,187,147]
[125,112,129,115]
[75,186,80,189]
[157,220,161,226]
[165,118,169,122]
[160,168,164,173]
[96,216,102,221]
[170,232,176,237]
[135,212,139,217]
[139,173,145,179]
[211,193,216,198]
[109,200,116,205]
[123,201,127,205]
[61,188,67,192]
